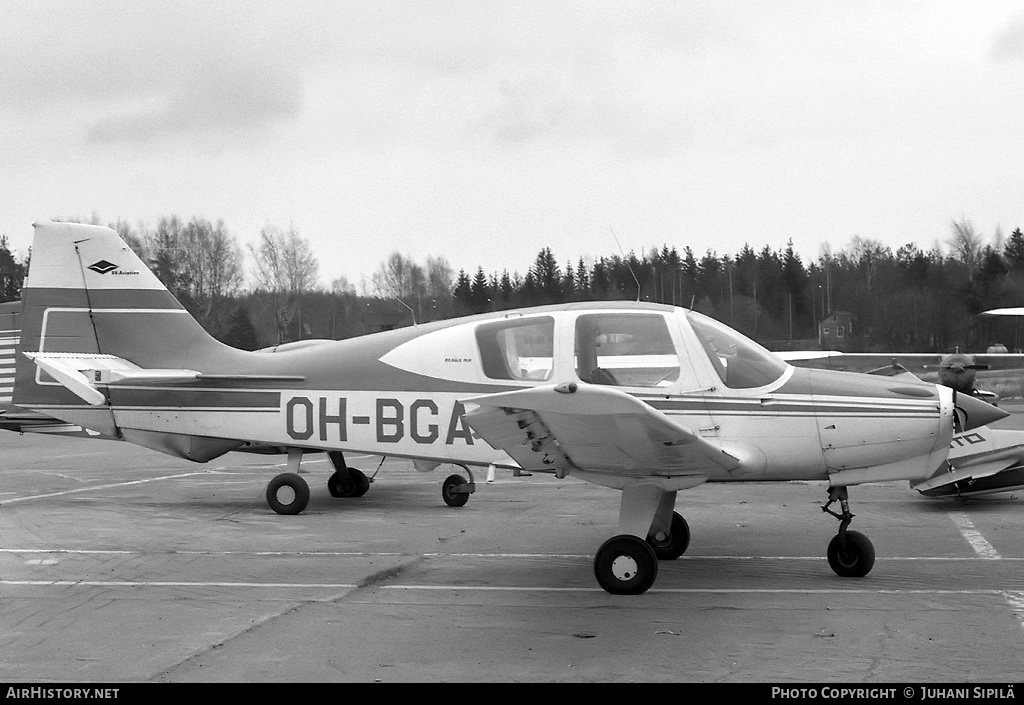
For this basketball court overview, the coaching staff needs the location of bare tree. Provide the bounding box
[144,216,244,334]
[182,218,245,330]
[948,217,984,275]
[371,252,455,322]
[147,215,188,295]
[250,224,321,343]
[372,252,423,299]
[331,275,356,295]
[843,235,890,291]
[426,255,455,298]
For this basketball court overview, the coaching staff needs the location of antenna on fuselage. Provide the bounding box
[609,225,641,302]
[394,297,417,326]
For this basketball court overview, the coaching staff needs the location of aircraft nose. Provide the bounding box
[955,392,1009,431]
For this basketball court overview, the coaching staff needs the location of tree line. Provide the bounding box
[2,215,1023,353]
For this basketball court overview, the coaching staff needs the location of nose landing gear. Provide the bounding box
[822,486,875,578]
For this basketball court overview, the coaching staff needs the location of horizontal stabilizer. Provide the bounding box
[23,352,305,407]
[96,368,200,385]
[23,352,129,406]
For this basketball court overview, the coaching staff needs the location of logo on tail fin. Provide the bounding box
[88,260,119,274]
[87,260,140,277]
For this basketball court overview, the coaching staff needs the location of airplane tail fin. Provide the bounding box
[13,221,249,457]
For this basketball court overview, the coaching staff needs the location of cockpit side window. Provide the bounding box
[687,311,787,389]
[475,316,554,382]
[574,313,680,387]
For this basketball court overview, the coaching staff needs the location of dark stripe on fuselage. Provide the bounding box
[107,388,281,409]
[644,396,938,417]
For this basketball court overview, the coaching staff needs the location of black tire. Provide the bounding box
[827,530,875,578]
[266,472,310,515]
[350,468,370,497]
[647,512,691,560]
[442,474,470,507]
[328,468,370,498]
[327,471,346,498]
[593,534,659,595]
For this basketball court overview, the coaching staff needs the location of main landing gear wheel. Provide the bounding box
[266,472,310,515]
[442,474,471,507]
[594,535,659,595]
[646,511,690,560]
[328,468,370,498]
[827,531,875,578]
[822,486,875,578]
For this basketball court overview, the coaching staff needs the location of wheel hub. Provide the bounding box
[610,554,638,581]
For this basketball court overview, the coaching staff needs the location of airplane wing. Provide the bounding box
[913,427,1024,493]
[785,350,1024,374]
[775,350,844,362]
[981,308,1024,317]
[462,382,741,480]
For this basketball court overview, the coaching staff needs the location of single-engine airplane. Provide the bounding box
[6,222,1009,594]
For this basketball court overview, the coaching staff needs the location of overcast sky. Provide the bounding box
[2,1,1023,288]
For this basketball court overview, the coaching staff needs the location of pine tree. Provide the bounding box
[575,258,590,299]
[222,306,261,350]
[0,235,26,303]
[531,247,563,305]
[1004,228,1024,269]
[452,269,473,314]
[469,267,490,313]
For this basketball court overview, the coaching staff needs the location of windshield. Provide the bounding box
[686,311,787,389]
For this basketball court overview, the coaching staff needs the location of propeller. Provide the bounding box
[921,352,990,395]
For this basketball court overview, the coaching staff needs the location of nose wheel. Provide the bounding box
[822,486,875,578]
[327,451,372,498]
[827,530,875,577]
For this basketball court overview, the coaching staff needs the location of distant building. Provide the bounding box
[819,311,853,351]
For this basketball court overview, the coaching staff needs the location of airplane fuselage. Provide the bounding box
[14,300,960,489]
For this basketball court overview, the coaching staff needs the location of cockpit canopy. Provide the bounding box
[382,305,790,392]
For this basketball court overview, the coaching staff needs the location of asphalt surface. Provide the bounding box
[3,406,1024,683]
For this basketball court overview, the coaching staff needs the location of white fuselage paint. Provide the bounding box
[80,383,948,487]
